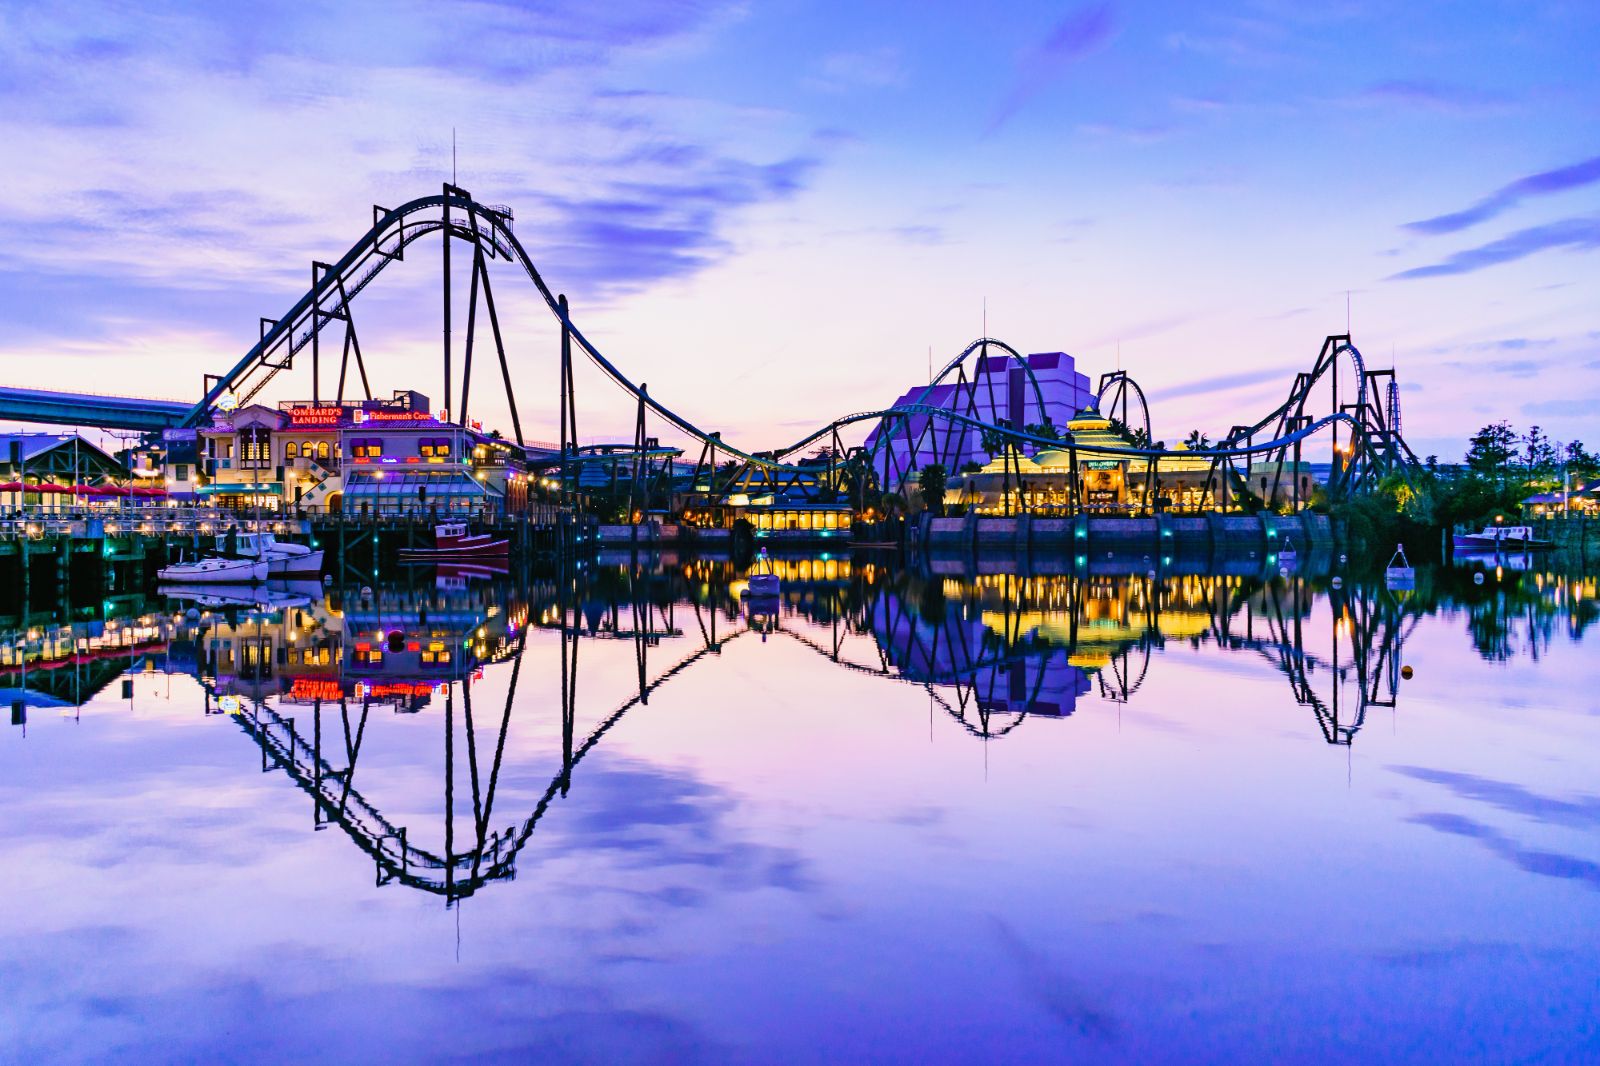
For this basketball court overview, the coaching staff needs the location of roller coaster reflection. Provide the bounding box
[140,561,1418,903]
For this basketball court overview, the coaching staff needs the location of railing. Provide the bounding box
[0,502,573,537]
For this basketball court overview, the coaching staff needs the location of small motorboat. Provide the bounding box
[743,547,781,598]
[398,522,510,560]
[158,556,269,584]
[1384,544,1415,591]
[1453,524,1550,552]
[215,531,324,576]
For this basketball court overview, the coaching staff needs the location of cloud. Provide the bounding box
[1355,80,1512,116]
[1394,766,1600,829]
[533,154,822,297]
[987,3,1117,133]
[1523,395,1600,418]
[1145,368,1269,403]
[1388,216,1600,280]
[1403,153,1600,236]
[1443,358,1542,378]
[1410,812,1600,891]
[1076,121,1173,144]
[804,46,907,93]
[0,2,821,308]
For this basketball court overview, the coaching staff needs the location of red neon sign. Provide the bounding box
[288,406,344,426]
[289,678,344,700]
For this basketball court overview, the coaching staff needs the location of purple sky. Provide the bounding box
[1,1,1596,460]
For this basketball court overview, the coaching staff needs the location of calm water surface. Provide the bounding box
[2,554,1598,1062]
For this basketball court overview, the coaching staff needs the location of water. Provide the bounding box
[2,554,1598,1062]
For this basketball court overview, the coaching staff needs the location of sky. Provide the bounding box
[0,0,1596,462]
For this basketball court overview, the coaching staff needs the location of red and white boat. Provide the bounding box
[398,522,510,560]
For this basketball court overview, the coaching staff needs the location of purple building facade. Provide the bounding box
[864,350,1093,484]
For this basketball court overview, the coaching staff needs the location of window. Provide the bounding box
[422,641,452,665]
[317,441,331,461]
[285,441,299,460]
[420,438,451,459]
[240,428,271,469]
[352,439,383,459]
[175,464,189,481]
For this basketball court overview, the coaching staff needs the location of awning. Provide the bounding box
[343,471,504,498]
[197,483,282,494]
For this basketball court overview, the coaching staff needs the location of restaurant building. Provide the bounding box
[161,390,528,516]
[948,408,1322,515]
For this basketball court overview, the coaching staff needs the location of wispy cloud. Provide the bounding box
[1354,79,1513,116]
[804,47,906,93]
[987,3,1117,133]
[1523,394,1600,418]
[1388,216,1600,280]
[1145,368,1268,403]
[1403,153,1600,236]
[0,2,825,318]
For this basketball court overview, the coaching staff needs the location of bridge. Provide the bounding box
[0,386,190,433]
[0,186,1421,503]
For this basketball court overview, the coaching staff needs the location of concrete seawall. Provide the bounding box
[915,511,1333,557]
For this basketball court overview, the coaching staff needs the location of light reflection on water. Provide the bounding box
[2,554,1598,1061]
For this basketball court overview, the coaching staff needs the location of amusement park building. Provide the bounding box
[157,391,529,516]
[949,408,1322,514]
[865,350,1093,482]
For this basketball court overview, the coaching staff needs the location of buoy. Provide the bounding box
[322,574,333,586]
[1401,665,1414,680]
[1279,567,1290,578]
[1339,553,1347,565]
[361,585,373,597]
[1473,572,1485,585]
[1147,570,1157,580]
[1331,576,1343,589]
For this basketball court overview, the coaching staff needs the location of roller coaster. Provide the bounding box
[11,186,1415,505]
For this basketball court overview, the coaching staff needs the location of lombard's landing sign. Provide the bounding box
[287,406,344,426]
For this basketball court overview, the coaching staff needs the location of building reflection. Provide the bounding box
[3,556,1595,902]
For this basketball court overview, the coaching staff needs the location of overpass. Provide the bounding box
[0,386,191,433]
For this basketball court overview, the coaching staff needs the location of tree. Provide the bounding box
[1565,440,1599,483]
[1523,425,1558,479]
[917,463,948,516]
[1465,421,1517,479]
[1184,429,1211,450]
[1023,422,1060,443]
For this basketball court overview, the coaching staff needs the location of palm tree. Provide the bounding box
[917,463,948,516]
[1185,429,1211,450]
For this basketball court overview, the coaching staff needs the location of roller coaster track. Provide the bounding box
[199,564,1424,902]
[193,189,1417,496]
[222,621,750,900]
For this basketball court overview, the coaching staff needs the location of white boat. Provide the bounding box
[158,556,269,584]
[1452,524,1550,552]
[1384,544,1415,591]
[216,531,324,576]
[743,547,781,598]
